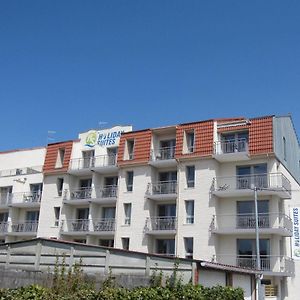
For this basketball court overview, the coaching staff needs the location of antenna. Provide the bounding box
[98,121,108,130]
[47,130,56,144]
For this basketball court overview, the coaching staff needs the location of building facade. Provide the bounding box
[0,115,299,299]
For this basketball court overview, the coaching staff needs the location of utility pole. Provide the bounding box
[254,186,262,299]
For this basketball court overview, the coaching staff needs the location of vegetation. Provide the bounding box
[0,258,244,300]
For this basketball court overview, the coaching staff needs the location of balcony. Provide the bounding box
[91,185,118,204]
[213,140,250,162]
[211,213,293,236]
[63,186,118,205]
[68,154,117,175]
[146,181,177,200]
[60,218,115,236]
[145,217,177,235]
[149,147,177,168]
[63,187,92,205]
[0,222,8,235]
[9,221,38,235]
[9,192,42,208]
[216,255,294,276]
[0,165,43,178]
[212,173,291,199]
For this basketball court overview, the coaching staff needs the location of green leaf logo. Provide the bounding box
[85,131,97,147]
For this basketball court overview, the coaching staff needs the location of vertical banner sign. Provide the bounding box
[291,207,300,259]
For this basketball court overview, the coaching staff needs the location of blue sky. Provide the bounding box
[0,1,300,151]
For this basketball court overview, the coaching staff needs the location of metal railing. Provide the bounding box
[64,187,92,201]
[147,181,177,195]
[69,154,117,171]
[0,165,43,178]
[93,218,115,232]
[0,222,8,233]
[11,191,42,204]
[150,146,176,161]
[235,255,294,274]
[11,221,39,233]
[212,173,291,195]
[60,219,115,233]
[98,185,118,198]
[211,213,293,233]
[214,139,248,155]
[145,217,177,231]
[64,186,118,201]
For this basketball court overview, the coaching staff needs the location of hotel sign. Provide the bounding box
[82,126,132,148]
[291,207,300,260]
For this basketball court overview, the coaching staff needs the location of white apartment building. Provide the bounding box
[0,115,300,299]
[0,147,45,243]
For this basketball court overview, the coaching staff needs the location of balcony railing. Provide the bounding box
[150,147,176,161]
[11,191,42,204]
[216,255,294,275]
[214,139,248,155]
[69,154,117,171]
[64,186,118,201]
[64,187,92,201]
[0,222,8,233]
[147,181,177,195]
[0,166,43,178]
[211,213,293,234]
[11,221,39,233]
[212,173,291,195]
[93,218,115,232]
[60,219,115,233]
[236,255,294,275]
[98,185,118,198]
[145,217,177,231]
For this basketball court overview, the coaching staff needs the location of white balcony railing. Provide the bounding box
[60,218,115,233]
[63,186,118,201]
[69,154,117,171]
[145,217,177,231]
[11,221,39,233]
[212,173,291,195]
[0,165,43,178]
[216,255,294,275]
[147,181,177,195]
[150,147,176,161]
[214,139,248,155]
[211,213,293,233]
[11,191,42,204]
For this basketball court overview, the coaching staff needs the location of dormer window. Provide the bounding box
[124,139,135,160]
[55,148,65,168]
[183,130,195,154]
[221,131,249,153]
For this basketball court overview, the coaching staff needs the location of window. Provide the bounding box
[236,164,267,189]
[124,139,135,160]
[0,186,12,204]
[184,237,193,259]
[55,148,65,168]
[107,147,117,165]
[102,207,116,219]
[57,178,64,196]
[82,150,95,168]
[54,207,60,227]
[122,238,130,250]
[126,171,134,192]
[99,239,114,247]
[283,137,287,161]
[156,239,175,256]
[159,139,176,159]
[186,131,195,153]
[26,211,39,222]
[221,131,249,153]
[185,200,194,224]
[237,200,269,228]
[186,166,195,188]
[124,203,132,225]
